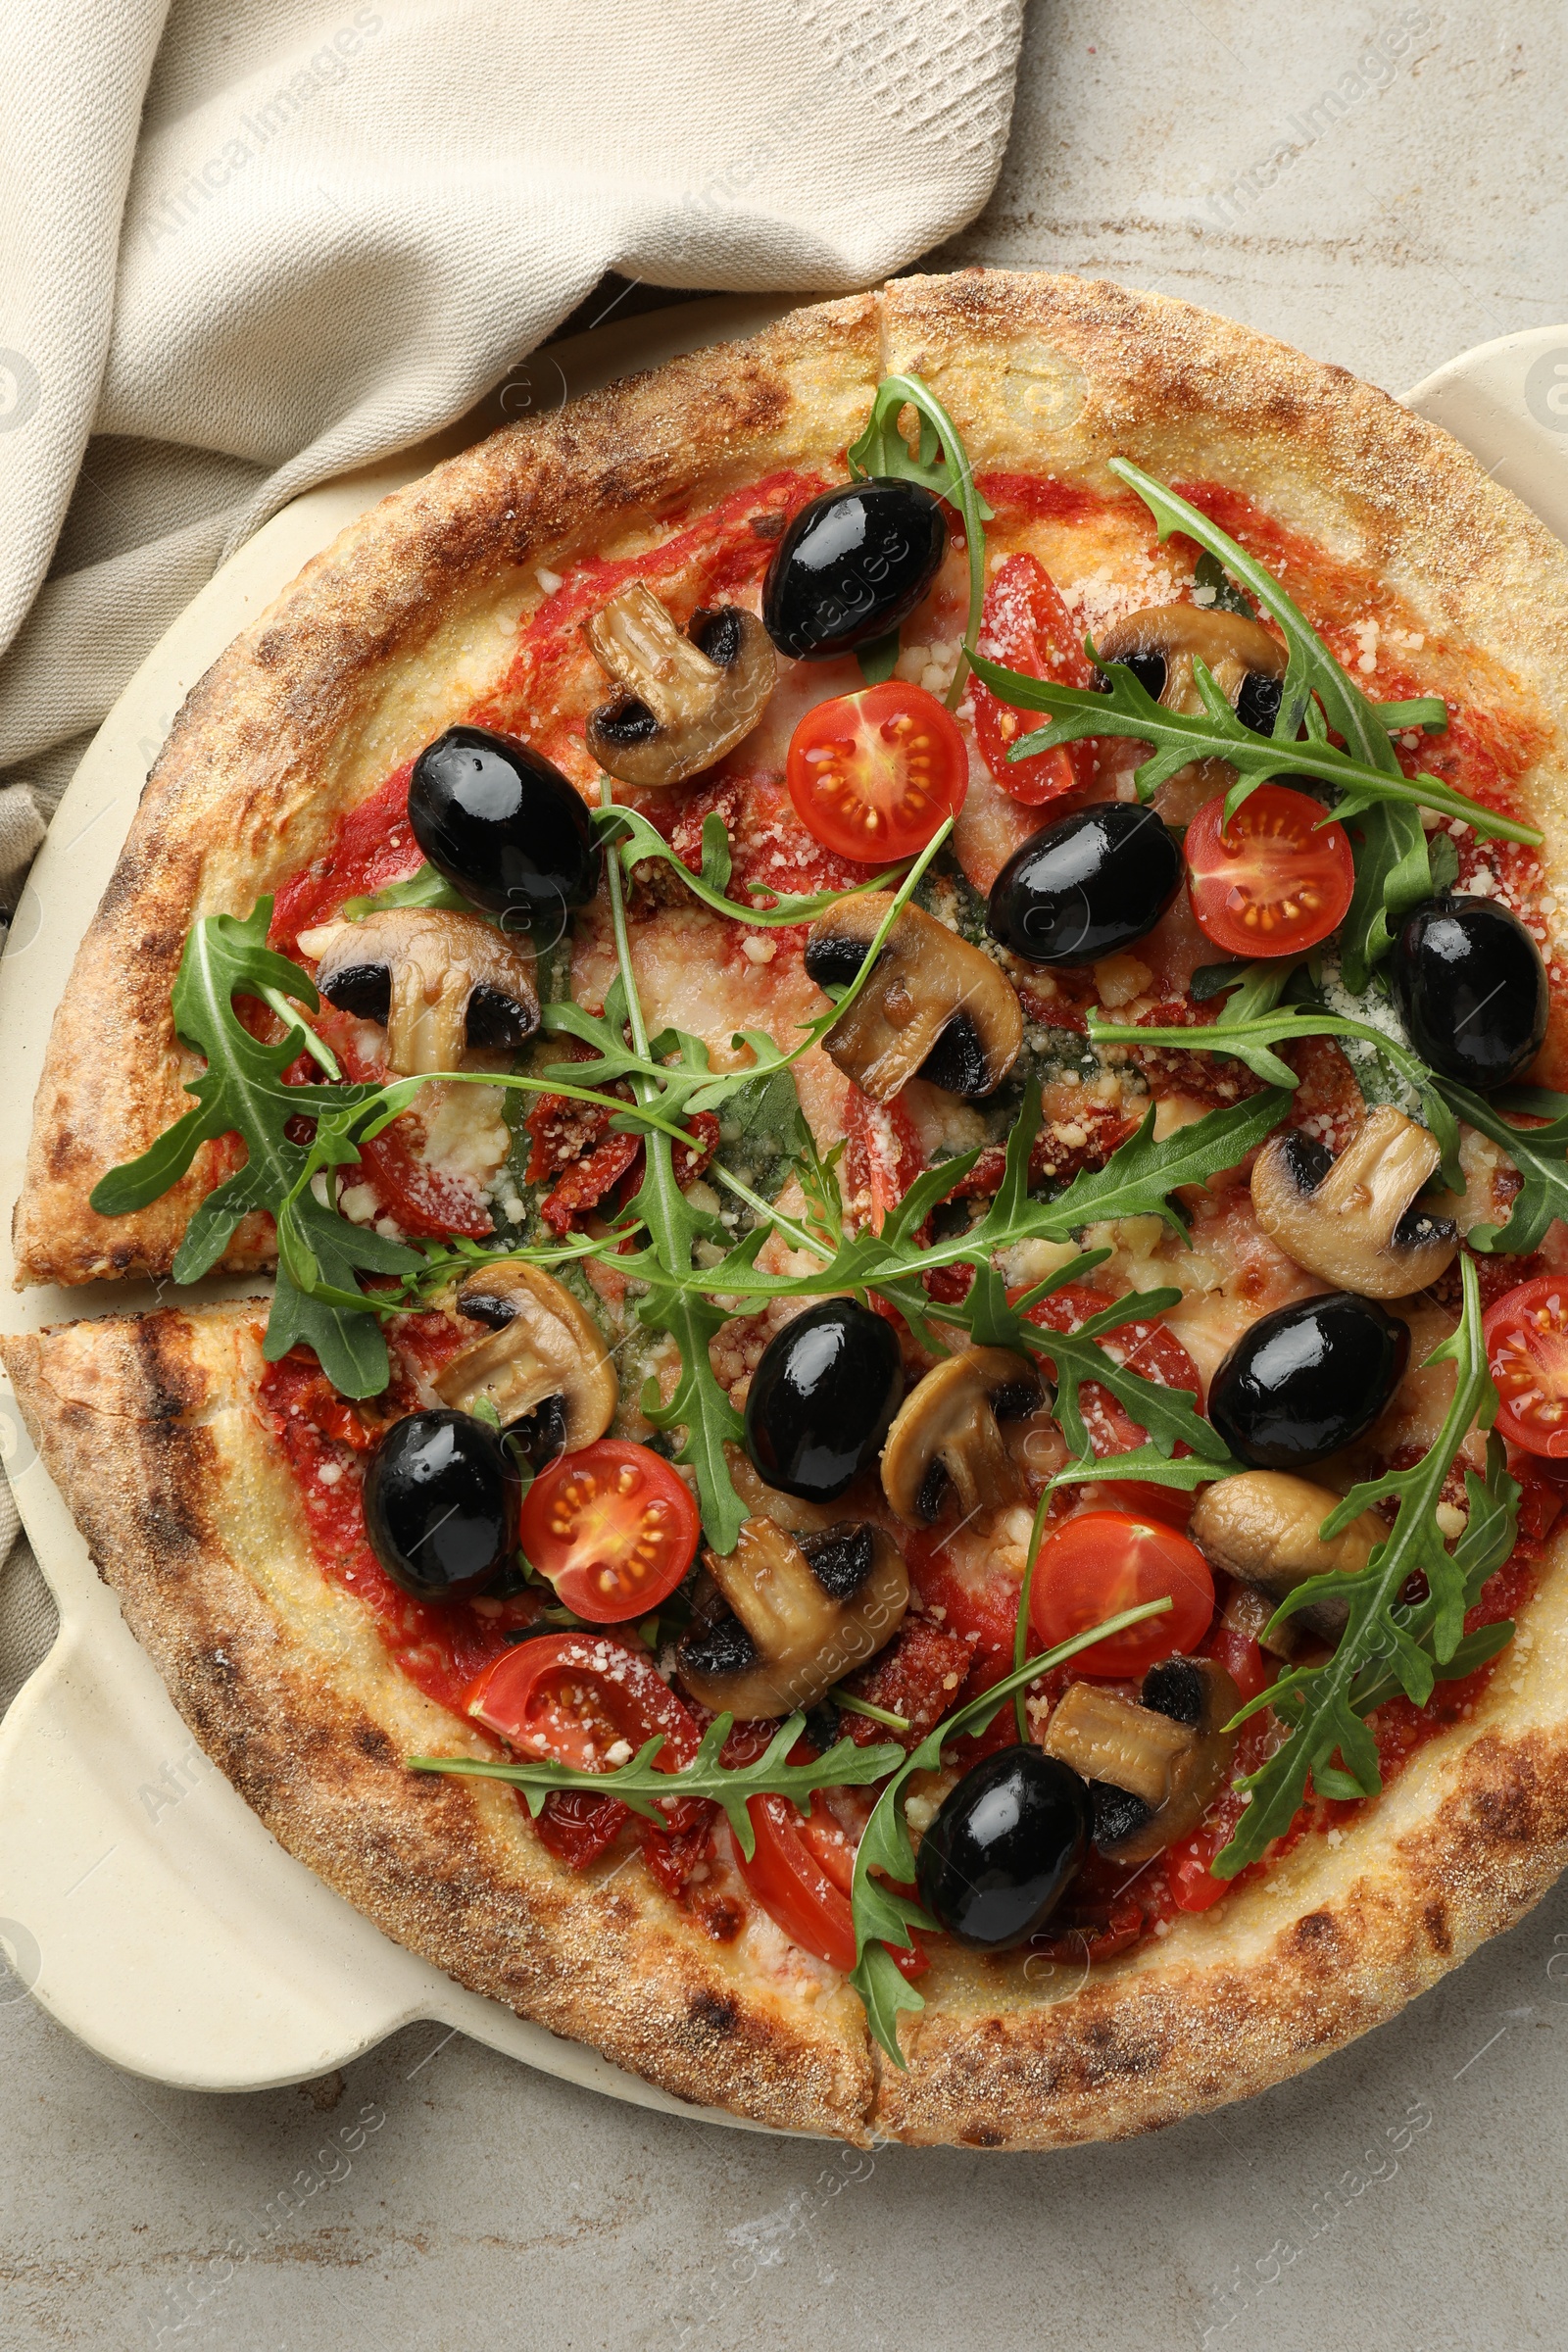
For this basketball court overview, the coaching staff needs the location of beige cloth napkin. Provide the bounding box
[0,0,1024,1706]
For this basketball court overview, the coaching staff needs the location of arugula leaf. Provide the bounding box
[1433,1078,1568,1254]
[341,864,473,919]
[1107,460,1446,992]
[846,371,994,709]
[600,802,905,927]
[1086,1002,1462,1191]
[1215,1255,1513,1875]
[88,903,419,1392]
[848,1596,1173,2065]
[678,1085,1291,1325]
[1193,549,1254,617]
[409,1709,904,1856]
[970,648,1536,855]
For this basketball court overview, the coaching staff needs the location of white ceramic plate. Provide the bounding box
[0,303,1562,2109]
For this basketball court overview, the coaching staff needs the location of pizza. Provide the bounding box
[9,270,1568,2150]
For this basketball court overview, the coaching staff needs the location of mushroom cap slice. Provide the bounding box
[880,1347,1042,1525]
[1096,605,1288,809]
[1096,605,1287,712]
[674,1517,909,1719]
[303,907,538,1077]
[432,1262,615,1448]
[1250,1107,1458,1299]
[584,585,776,788]
[1044,1656,1242,1863]
[1189,1469,1386,1642]
[805,894,1023,1103]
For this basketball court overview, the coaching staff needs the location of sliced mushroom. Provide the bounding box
[1221,1577,1301,1664]
[1043,1656,1241,1863]
[1040,1681,1194,1808]
[1096,605,1287,720]
[1250,1108,1458,1298]
[1097,605,1289,809]
[301,909,538,1076]
[805,895,1024,1102]
[584,585,776,788]
[432,1262,615,1454]
[1190,1469,1387,1642]
[880,1347,1043,1524]
[674,1517,909,1719]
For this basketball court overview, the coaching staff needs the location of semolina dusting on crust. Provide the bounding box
[10,273,1568,2144]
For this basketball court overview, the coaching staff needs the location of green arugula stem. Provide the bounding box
[256,983,343,1080]
[1012,1492,1053,1741]
[597,803,906,927]
[830,1690,912,1734]
[846,372,992,708]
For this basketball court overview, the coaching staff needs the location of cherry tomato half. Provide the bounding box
[1183,781,1353,957]
[971,553,1094,807]
[735,1791,926,1979]
[519,1439,700,1623]
[1030,1510,1215,1676]
[1021,1284,1203,1526]
[466,1630,700,1773]
[1484,1275,1568,1458]
[786,681,967,862]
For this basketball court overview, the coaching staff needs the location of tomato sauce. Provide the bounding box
[242,460,1565,1966]
[257,1321,543,1717]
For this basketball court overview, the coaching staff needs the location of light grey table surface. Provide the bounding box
[5,5,1568,2347]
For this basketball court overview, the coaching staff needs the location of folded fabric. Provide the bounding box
[0,0,1024,1691]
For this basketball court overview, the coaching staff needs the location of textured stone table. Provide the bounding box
[5,4,1567,2345]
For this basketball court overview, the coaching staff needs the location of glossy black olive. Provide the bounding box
[1391,894,1548,1092]
[408,725,600,924]
[761,480,946,660]
[986,804,1183,964]
[1207,1293,1409,1470]
[363,1408,519,1601]
[743,1298,903,1502]
[916,1747,1090,1949]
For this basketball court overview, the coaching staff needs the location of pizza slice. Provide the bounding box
[10,271,1568,2145]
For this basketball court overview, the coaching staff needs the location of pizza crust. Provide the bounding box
[8,1298,1568,2148]
[20,270,1568,1286]
[13,271,1568,2144]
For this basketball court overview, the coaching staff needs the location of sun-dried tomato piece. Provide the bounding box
[837,1617,973,1750]
[532,1788,628,1869]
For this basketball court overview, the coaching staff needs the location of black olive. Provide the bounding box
[1234,671,1284,735]
[743,1298,903,1502]
[986,804,1183,964]
[363,1408,519,1601]
[408,725,600,924]
[761,480,946,661]
[1207,1293,1409,1470]
[915,1747,1089,1949]
[1391,895,1548,1092]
